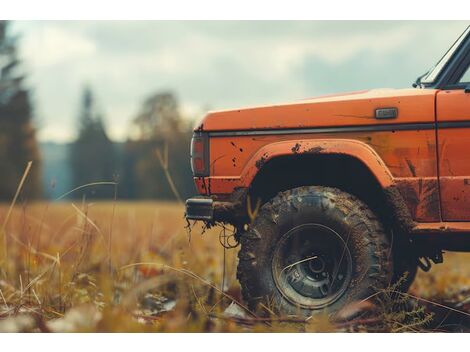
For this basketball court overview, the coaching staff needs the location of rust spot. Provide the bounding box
[291,143,301,153]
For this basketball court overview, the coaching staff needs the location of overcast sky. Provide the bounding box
[12,21,469,142]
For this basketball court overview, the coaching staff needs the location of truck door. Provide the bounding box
[437,66,470,220]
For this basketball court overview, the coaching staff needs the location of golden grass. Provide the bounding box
[0,201,260,332]
[0,200,470,332]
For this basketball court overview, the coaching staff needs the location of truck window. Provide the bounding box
[459,65,470,84]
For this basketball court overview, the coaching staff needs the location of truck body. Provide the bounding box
[185,26,470,316]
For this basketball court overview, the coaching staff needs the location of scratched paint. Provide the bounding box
[204,130,440,221]
[195,88,441,223]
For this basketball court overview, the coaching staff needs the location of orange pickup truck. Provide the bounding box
[186,26,470,316]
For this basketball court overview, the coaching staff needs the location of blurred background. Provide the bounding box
[0,20,468,201]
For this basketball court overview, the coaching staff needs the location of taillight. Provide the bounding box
[190,132,210,177]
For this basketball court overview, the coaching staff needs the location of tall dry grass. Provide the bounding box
[1,163,470,332]
[0,198,246,332]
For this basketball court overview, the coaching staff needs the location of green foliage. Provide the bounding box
[0,20,41,200]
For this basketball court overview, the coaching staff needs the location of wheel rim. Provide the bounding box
[272,223,353,310]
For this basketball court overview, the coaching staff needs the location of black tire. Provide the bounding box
[237,186,393,317]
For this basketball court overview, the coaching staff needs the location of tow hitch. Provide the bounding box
[418,251,444,272]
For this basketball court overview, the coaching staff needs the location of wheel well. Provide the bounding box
[248,154,393,228]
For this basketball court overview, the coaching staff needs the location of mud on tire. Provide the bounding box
[236,186,393,317]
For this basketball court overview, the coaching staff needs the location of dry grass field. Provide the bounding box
[1,200,470,332]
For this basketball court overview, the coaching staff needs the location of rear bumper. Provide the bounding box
[185,197,214,221]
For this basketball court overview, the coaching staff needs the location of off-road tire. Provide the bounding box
[237,186,393,317]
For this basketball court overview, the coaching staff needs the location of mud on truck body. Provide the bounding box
[186,26,470,316]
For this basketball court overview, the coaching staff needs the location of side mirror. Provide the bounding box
[465,84,470,93]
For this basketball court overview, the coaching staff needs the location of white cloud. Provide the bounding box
[21,25,97,69]
[10,21,469,142]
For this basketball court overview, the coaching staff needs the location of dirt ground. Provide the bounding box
[0,201,470,332]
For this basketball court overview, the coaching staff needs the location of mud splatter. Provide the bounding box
[395,178,440,222]
[255,154,269,170]
[383,184,416,233]
[291,143,301,153]
[405,159,417,177]
[304,146,324,154]
[230,141,244,153]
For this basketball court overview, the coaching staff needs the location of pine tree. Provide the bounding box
[0,21,41,200]
[69,86,117,199]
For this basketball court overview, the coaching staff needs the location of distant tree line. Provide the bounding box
[0,20,196,202]
[120,91,194,200]
[68,88,195,201]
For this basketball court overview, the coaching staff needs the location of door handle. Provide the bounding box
[375,108,398,120]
